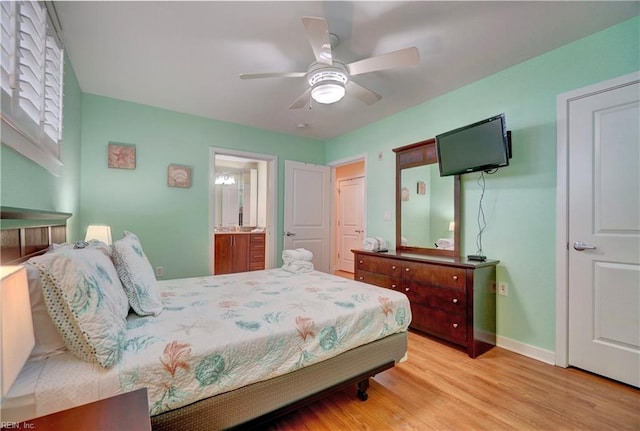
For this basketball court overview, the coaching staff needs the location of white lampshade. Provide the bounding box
[85,225,112,245]
[1,266,35,396]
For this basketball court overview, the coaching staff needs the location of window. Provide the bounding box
[1,1,64,176]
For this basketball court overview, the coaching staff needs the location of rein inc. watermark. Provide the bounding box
[1,422,35,429]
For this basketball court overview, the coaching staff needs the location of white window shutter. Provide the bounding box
[0,1,64,175]
[17,0,46,125]
[0,1,16,93]
[43,32,63,142]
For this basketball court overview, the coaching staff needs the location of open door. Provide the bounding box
[337,176,364,272]
[284,160,331,273]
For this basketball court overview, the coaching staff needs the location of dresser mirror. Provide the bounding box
[393,138,460,256]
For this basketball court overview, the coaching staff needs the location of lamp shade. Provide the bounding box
[1,266,35,396]
[85,225,112,245]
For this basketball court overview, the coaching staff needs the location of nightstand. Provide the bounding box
[7,388,151,431]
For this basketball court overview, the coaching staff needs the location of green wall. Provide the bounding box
[325,16,639,352]
[79,95,324,279]
[0,53,83,240]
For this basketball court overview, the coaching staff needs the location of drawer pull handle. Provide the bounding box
[452,298,458,303]
[453,323,458,328]
[359,276,364,280]
[391,284,397,288]
[453,275,458,281]
[359,260,363,264]
[392,265,396,270]
[405,287,410,292]
[405,268,410,272]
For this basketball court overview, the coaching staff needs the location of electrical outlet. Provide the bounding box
[155,266,164,277]
[498,282,508,296]
[377,151,384,161]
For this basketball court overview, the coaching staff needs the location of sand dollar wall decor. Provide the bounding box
[167,164,192,188]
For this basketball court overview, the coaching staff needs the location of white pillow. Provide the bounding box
[24,263,67,360]
[29,247,128,368]
[111,231,163,316]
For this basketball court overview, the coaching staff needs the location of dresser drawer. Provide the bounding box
[356,255,401,277]
[355,270,401,291]
[402,261,466,290]
[402,281,466,313]
[250,234,264,246]
[411,304,467,343]
[250,251,264,262]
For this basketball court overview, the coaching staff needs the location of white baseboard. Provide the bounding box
[496,335,556,365]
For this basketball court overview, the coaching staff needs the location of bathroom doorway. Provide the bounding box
[209,148,277,274]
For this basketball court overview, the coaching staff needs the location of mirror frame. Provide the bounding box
[393,138,461,257]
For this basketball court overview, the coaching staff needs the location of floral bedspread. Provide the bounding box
[135,269,410,415]
[34,269,411,417]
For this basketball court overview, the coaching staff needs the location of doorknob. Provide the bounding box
[285,231,296,236]
[573,241,597,251]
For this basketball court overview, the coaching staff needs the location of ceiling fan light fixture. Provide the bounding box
[311,82,345,104]
[308,64,348,104]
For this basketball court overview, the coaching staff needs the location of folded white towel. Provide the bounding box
[282,248,313,264]
[282,260,314,273]
[363,237,387,251]
[436,238,455,250]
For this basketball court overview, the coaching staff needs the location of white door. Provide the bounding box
[338,177,364,272]
[567,78,639,387]
[284,160,331,273]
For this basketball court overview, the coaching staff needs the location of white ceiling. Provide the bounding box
[54,1,638,141]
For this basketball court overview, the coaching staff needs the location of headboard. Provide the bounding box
[0,207,71,265]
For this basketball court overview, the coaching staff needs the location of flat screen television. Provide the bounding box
[436,113,511,177]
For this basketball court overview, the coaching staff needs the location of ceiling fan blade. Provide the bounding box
[239,72,306,80]
[289,88,311,109]
[347,81,382,105]
[301,16,332,65]
[347,46,419,76]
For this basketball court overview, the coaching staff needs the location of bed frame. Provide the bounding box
[0,207,409,430]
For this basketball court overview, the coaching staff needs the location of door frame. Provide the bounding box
[555,71,639,367]
[328,153,368,273]
[209,147,278,274]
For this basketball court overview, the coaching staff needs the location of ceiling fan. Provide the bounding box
[239,16,420,109]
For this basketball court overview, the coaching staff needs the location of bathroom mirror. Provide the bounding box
[393,138,460,256]
[214,155,267,229]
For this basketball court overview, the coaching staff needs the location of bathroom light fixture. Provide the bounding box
[215,173,236,185]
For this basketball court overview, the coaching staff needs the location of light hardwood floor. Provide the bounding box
[267,329,639,430]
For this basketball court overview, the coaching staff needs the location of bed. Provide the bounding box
[0,208,411,430]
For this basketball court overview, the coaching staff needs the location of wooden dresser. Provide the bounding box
[353,249,498,358]
[214,232,265,274]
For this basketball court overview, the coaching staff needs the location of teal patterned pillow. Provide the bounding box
[112,231,163,316]
[29,247,127,368]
